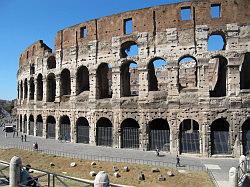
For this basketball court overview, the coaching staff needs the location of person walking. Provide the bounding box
[24,134,27,142]
[156,148,160,157]
[176,155,181,167]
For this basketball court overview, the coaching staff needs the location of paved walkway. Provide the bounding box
[0,127,238,187]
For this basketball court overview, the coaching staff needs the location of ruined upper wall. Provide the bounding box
[54,0,250,49]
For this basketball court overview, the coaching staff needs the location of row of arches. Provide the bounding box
[18,114,250,155]
[18,53,250,101]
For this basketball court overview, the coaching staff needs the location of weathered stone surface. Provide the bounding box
[89,171,97,177]
[151,168,160,173]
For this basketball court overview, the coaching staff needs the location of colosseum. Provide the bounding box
[16,0,250,157]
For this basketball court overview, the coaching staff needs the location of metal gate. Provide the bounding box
[29,122,34,135]
[211,131,230,154]
[181,131,200,153]
[77,125,89,143]
[122,127,139,149]
[23,122,27,134]
[36,122,43,137]
[96,127,112,146]
[47,123,55,139]
[60,123,71,141]
[243,130,250,155]
[150,130,170,151]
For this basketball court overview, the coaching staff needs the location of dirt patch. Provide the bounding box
[0,148,213,187]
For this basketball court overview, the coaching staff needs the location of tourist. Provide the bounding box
[20,164,38,186]
[156,148,160,157]
[24,134,27,142]
[176,155,181,167]
[33,142,38,151]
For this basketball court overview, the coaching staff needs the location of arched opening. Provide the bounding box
[37,74,43,101]
[23,114,27,134]
[29,77,35,100]
[24,79,28,99]
[76,117,89,143]
[36,115,43,137]
[121,118,140,149]
[60,69,71,96]
[178,56,197,90]
[148,58,168,91]
[120,41,138,58]
[20,81,23,99]
[28,115,34,135]
[148,118,170,151]
[208,33,226,51]
[46,116,56,139]
[59,115,71,141]
[240,53,250,90]
[242,119,250,155]
[210,118,230,155]
[179,119,200,154]
[17,82,20,100]
[47,73,56,102]
[121,61,139,97]
[76,66,89,95]
[209,56,228,97]
[19,115,22,132]
[96,117,113,146]
[47,56,56,69]
[96,63,112,99]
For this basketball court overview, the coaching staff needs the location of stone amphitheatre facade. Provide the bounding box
[16,0,250,157]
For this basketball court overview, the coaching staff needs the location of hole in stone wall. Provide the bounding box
[24,79,28,99]
[80,26,88,38]
[29,77,34,100]
[208,34,225,51]
[46,116,56,139]
[120,41,138,58]
[76,66,89,95]
[47,73,56,102]
[60,69,71,96]
[124,18,133,35]
[47,56,56,69]
[211,4,221,19]
[30,64,35,75]
[37,74,43,101]
[180,6,191,21]
[76,117,89,144]
[240,53,250,90]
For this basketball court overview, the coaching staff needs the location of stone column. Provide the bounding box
[227,57,241,96]
[55,75,60,102]
[42,77,47,103]
[167,65,179,97]
[34,114,37,136]
[42,115,47,138]
[89,112,96,146]
[112,113,119,148]
[27,81,30,102]
[9,156,22,187]
[34,79,37,102]
[89,69,96,102]
[70,74,76,101]
[111,66,121,99]
[139,67,149,100]
[55,115,60,140]
[139,112,148,151]
[70,114,76,143]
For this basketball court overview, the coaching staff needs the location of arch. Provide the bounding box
[59,115,71,141]
[19,114,23,132]
[121,61,139,97]
[46,116,56,139]
[76,66,90,95]
[209,56,228,97]
[17,82,20,100]
[28,115,34,135]
[240,53,250,90]
[60,69,71,96]
[20,81,23,99]
[242,118,250,155]
[179,119,200,154]
[208,32,226,51]
[121,118,140,149]
[96,117,113,146]
[148,118,170,151]
[23,114,27,133]
[46,73,56,102]
[36,115,43,137]
[37,74,43,101]
[120,41,138,58]
[29,77,35,100]
[178,55,198,90]
[76,117,89,143]
[210,118,230,155]
[47,56,56,69]
[96,63,112,99]
[24,79,28,99]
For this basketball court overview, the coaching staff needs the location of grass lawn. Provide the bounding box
[0,148,213,187]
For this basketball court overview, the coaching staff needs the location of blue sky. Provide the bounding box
[0,0,221,100]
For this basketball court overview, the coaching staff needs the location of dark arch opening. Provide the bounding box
[240,53,250,90]
[36,115,43,137]
[148,118,170,151]
[23,114,27,133]
[60,69,71,96]
[59,115,71,141]
[96,63,112,99]
[19,115,23,132]
[47,56,56,69]
[47,73,56,102]
[46,116,56,139]
[76,117,89,143]
[120,41,138,58]
[121,61,138,97]
[208,33,226,51]
[28,115,34,135]
[76,66,90,95]
[20,81,23,99]
[37,74,43,101]
[242,119,250,155]
[179,119,200,154]
[121,118,140,149]
[96,117,113,147]
[210,118,230,155]
[29,77,35,100]
[24,79,28,99]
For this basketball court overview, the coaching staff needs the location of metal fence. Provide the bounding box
[206,168,219,187]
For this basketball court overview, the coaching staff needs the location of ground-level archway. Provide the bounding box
[46,116,56,139]
[59,115,71,141]
[19,115,23,132]
[242,119,250,155]
[148,118,170,151]
[121,118,140,149]
[96,118,113,146]
[36,115,43,137]
[23,115,27,134]
[179,119,200,154]
[210,118,230,155]
[76,117,89,143]
[28,115,34,135]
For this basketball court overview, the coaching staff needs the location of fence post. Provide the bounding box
[229,167,238,187]
[9,156,22,187]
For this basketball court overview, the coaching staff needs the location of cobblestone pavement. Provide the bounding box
[0,128,238,186]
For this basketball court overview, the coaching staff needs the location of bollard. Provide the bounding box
[94,171,110,187]
[9,156,22,187]
[229,167,238,187]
